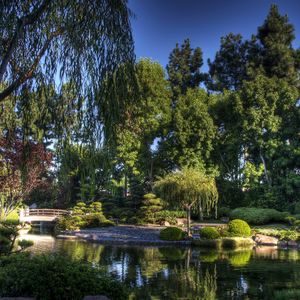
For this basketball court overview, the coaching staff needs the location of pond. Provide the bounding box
[20,232,300,300]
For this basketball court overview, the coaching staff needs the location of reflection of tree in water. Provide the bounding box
[56,240,104,264]
[203,265,217,300]
[51,241,300,299]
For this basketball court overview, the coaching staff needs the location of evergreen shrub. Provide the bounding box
[200,227,220,239]
[228,219,251,237]
[229,207,288,225]
[159,227,184,241]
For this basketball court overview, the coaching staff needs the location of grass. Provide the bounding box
[193,237,254,249]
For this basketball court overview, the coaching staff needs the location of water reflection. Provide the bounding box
[21,233,300,299]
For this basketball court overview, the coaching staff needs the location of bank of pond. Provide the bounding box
[3,231,300,300]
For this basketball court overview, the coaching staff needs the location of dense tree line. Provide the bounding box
[0,4,299,216]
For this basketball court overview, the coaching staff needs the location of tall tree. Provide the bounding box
[167,39,203,101]
[256,4,298,82]
[207,33,249,91]
[158,88,216,170]
[113,59,171,202]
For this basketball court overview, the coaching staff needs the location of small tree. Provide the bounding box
[0,137,52,220]
[140,193,164,224]
[154,168,218,236]
[0,221,33,255]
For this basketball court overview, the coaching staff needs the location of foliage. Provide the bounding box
[161,88,217,168]
[155,210,186,225]
[0,254,128,300]
[194,237,254,249]
[228,219,251,237]
[200,227,220,240]
[0,0,136,143]
[82,214,115,229]
[255,227,300,241]
[274,289,300,300]
[218,207,231,218]
[0,221,33,255]
[155,168,218,236]
[139,193,164,224]
[0,136,52,220]
[159,227,185,241]
[230,207,289,225]
[55,213,114,232]
[167,38,203,99]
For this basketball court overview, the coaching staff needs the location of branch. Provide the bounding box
[0,29,63,102]
[0,0,51,81]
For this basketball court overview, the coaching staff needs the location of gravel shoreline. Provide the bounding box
[57,225,192,246]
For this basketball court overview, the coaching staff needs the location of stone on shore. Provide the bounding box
[254,234,278,246]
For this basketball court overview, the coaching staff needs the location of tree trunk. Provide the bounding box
[215,205,218,220]
[259,148,271,185]
[186,207,191,237]
[124,172,128,199]
[198,202,203,221]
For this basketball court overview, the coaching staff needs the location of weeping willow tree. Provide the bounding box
[0,0,136,140]
[154,168,218,236]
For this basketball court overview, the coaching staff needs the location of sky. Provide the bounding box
[128,0,300,72]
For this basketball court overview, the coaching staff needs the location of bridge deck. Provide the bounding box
[19,208,69,223]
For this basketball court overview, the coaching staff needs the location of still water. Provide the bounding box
[20,232,300,300]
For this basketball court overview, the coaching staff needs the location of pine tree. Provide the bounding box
[167,39,203,101]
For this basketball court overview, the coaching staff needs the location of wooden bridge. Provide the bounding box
[19,208,69,223]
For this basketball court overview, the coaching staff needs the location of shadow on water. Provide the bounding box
[19,231,300,300]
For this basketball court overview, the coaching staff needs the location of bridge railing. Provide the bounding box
[22,208,69,217]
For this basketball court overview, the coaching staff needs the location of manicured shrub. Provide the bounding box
[82,213,108,228]
[229,207,288,225]
[218,207,230,218]
[55,215,84,231]
[0,254,128,300]
[55,213,114,231]
[140,193,164,224]
[72,202,87,215]
[228,219,251,237]
[155,210,186,225]
[200,227,220,240]
[88,201,103,214]
[159,227,184,241]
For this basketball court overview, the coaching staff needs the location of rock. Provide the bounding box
[278,241,288,248]
[163,221,170,226]
[254,234,278,246]
[176,218,187,226]
[220,217,229,222]
[83,296,110,300]
[287,240,299,247]
[0,298,35,300]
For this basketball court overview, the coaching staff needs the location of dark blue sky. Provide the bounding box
[128,0,300,72]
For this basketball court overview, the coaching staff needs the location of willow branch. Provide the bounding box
[0,29,63,102]
[0,0,51,81]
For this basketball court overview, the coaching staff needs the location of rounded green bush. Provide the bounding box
[159,227,184,241]
[228,219,251,237]
[200,227,220,240]
[229,207,288,225]
[0,254,127,300]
